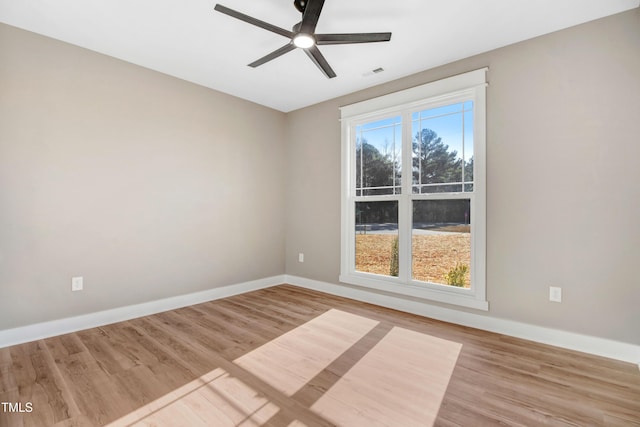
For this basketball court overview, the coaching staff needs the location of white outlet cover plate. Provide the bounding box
[549,286,562,302]
[72,277,83,291]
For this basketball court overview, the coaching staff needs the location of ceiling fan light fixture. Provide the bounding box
[293,33,315,48]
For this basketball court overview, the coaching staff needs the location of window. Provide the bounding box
[340,69,487,310]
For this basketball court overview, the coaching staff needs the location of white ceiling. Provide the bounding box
[1,0,638,112]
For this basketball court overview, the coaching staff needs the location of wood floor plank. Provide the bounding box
[109,321,203,391]
[44,336,135,426]
[0,390,24,427]
[127,317,215,378]
[215,299,301,332]
[7,341,75,427]
[0,348,17,396]
[1,285,638,426]
[189,303,279,347]
[171,306,264,360]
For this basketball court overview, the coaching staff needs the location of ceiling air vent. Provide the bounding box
[362,67,385,77]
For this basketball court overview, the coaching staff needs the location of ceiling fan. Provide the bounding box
[214,0,392,79]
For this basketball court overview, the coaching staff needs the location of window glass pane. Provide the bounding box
[412,199,471,287]
[414,183,462,193]
[355,201,399,277]
[463,105,474,192]
[420,103,462,119]
[355,117,402,195]
[412,102,473,193]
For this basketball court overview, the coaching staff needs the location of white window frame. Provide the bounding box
[339,69,488,310]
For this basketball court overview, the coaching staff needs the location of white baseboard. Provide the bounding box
[284,275,640,365]
[3,273,638,366]
[0,275,284,349]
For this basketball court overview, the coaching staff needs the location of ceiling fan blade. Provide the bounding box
[304,45,336,79]
[299,0,325,34]
[248,44,296,68]
[316,32,392,45]
[214,4,293,39]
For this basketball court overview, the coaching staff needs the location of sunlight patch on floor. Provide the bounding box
[310,326,462,427]
[106,368,279,426]
[234,309,380,396]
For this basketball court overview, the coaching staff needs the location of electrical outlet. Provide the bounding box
[72,276,83,291]
[298,253,304,263]
[549,286,562,302]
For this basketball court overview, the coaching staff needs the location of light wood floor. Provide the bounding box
[1,285,639,426]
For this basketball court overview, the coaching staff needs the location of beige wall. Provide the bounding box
[285,9,640,345]
[0,23,287,329]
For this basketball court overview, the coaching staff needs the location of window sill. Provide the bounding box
[339,273,489,311]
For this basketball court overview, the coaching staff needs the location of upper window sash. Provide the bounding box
[348,94,478,200]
